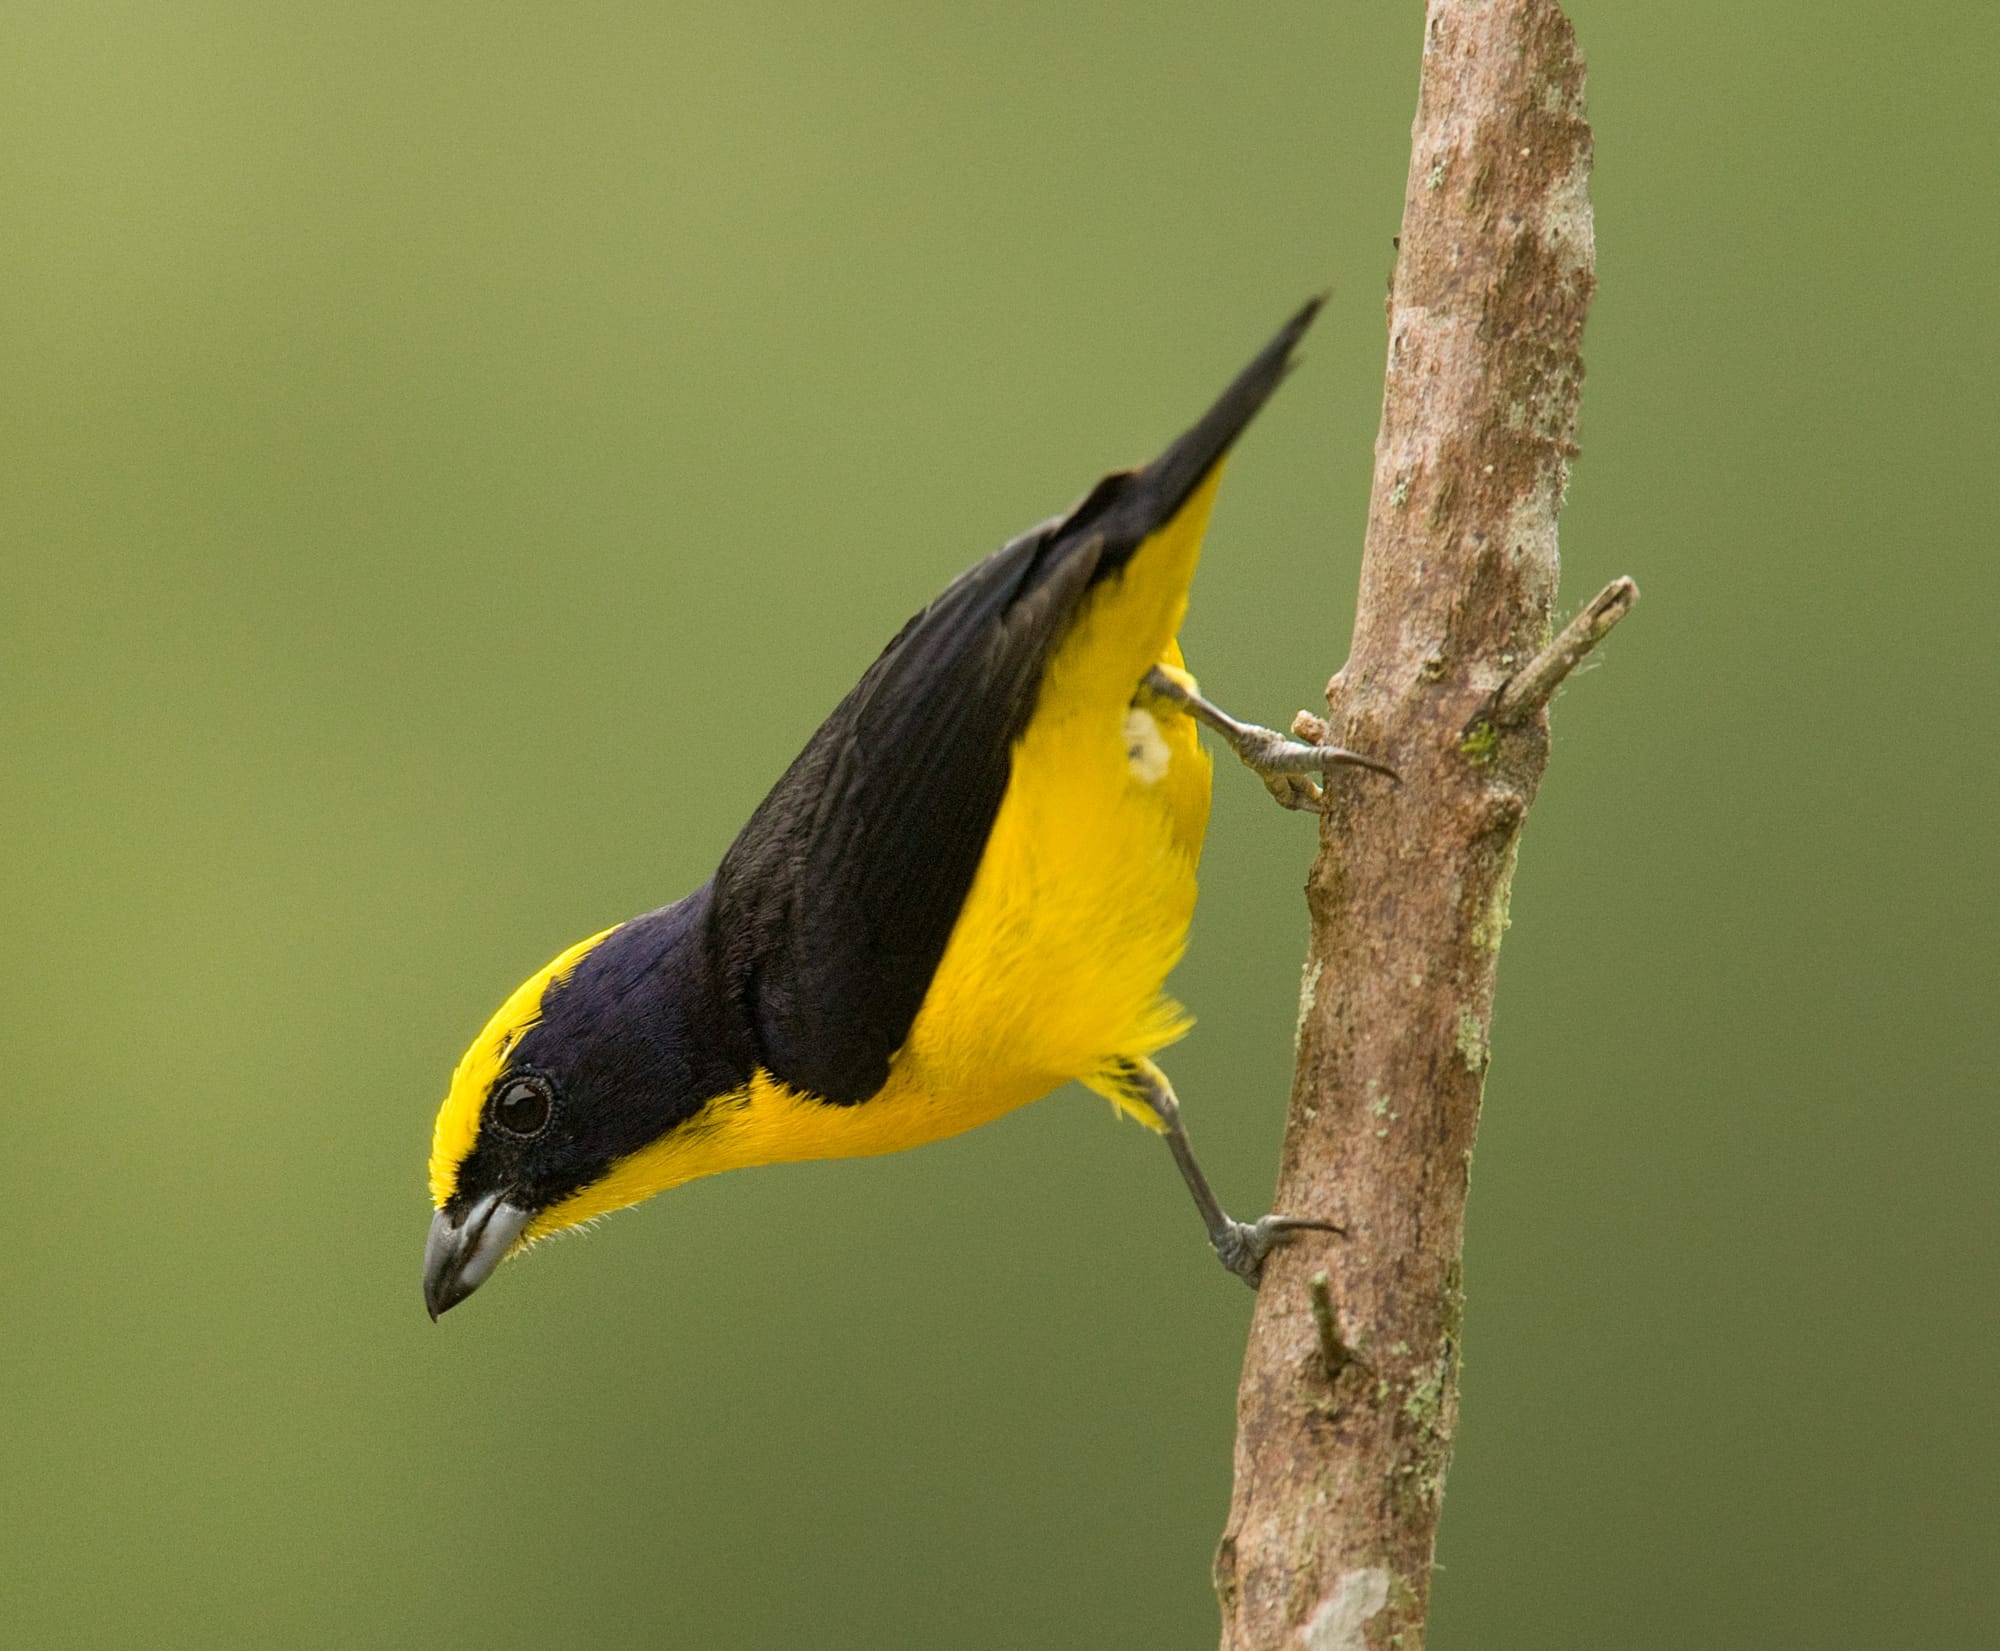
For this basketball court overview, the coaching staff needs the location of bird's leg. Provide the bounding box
[1143,664,1397,812]
[1112,1057,1340,1289]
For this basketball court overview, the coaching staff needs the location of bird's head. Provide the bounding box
[422,927,618,1318]
[421,893,749,1317]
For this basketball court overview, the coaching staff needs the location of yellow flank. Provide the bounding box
[428,926,616,1206]
[524,465,1225,1241]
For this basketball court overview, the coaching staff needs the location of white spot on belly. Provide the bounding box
[1123,707,1171,784]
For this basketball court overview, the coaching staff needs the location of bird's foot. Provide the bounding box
[1211,1213,1344,1289]
[1140,666,1396,813]
[1230,726,1344,813]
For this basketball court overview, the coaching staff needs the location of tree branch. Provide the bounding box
[1215,6,1625,1648]
[1493,576,1638,725]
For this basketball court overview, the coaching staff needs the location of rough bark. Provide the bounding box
[1214,5,1624,1648]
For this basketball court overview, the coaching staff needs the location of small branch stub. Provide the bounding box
[1308,1272,1357,1384]
[1494,576,1638,724]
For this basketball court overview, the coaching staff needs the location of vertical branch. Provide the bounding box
[1215,5,1623,1648]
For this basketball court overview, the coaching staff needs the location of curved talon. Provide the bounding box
[1212,1213,1343,1289]
[1240,729,1399,782]
[1238,728,1322,774]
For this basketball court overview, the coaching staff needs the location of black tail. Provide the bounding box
[1140,295,1325,516]
[709,299,1325,1105]
[1078,295,1325,561]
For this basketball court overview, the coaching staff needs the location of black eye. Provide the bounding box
[491,1075,553,1138]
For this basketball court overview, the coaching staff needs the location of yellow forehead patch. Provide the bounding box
[427,926,617,1207]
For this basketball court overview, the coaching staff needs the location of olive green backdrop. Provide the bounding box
[4,3,1992,1647]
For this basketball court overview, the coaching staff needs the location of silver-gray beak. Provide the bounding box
[423,1191,532,1320]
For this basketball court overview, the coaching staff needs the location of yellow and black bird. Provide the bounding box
[422,300,1391,1318]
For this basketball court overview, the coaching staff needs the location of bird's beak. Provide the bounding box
[423,1191,533,1319]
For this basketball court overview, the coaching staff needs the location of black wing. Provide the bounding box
[706,299,1322,1103]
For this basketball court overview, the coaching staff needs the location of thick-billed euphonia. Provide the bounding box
[423,299,1391,1318]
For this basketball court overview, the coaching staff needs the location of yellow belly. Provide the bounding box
[715,470,1221,1165]
[881,636,1211,1126]
[569,468,1225,1208]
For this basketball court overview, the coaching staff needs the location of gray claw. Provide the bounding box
[1238,729,1332,775]
[1212,1214,1342,1289]
[1236,728,1399,802]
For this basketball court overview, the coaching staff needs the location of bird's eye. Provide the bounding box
[491,1075,553,1138]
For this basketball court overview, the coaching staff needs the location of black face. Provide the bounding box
[442,1062,605,1228]
[439,1069,575,1221]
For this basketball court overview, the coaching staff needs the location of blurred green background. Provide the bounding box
[4,2,1993,1646]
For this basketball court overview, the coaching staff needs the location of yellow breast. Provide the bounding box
[610,466,1227,1201]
